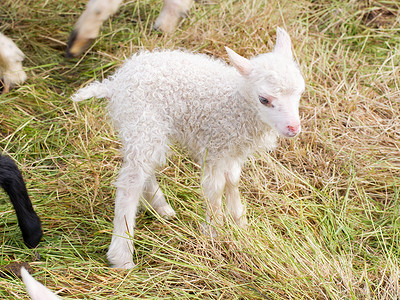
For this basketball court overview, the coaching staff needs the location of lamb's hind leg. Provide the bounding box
[143,175,175,219]
[225,161,247,228]
[107,127,169,269]
[107,163,145,269]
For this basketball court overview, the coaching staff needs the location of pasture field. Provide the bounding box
[0,0,399,298]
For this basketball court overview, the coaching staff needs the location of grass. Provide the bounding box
[0,0,399,298]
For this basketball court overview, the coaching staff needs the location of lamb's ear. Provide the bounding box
[225,47,253,76]
[273,27,293,58]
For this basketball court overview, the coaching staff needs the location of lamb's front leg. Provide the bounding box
[201,166,226,237]
[225,161,247,228]
[107,166,145,269]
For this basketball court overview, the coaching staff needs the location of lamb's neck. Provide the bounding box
[224,75,278,152]
[231,90,277,147]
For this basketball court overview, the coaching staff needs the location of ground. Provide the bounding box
[0,0,399,299]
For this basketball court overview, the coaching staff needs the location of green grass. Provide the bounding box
[1,0,399,298]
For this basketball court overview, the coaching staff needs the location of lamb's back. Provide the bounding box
[108,50,238,108]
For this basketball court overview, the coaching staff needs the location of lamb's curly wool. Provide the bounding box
[72,27,305,269]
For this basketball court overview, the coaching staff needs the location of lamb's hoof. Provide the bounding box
[155,205,176,220]
[153,13,182,33]
[66,29,94,58]
[234,216,248,230]
[110,260,135,270]
[107,247,135,269]
[0,83,10,94]
[151,26,163,35]
[200,222,218,238]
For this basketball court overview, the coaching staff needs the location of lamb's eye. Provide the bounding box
[259,96,273,107]
[259,96,269,105]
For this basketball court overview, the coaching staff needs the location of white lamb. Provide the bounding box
[72,27,305,269]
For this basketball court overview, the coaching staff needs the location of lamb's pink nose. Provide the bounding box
[287,124,300,135]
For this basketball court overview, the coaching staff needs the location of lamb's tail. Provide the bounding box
[21,267,61,300]
[71,81,110,102]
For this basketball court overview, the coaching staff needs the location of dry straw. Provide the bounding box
[0,0,399,298]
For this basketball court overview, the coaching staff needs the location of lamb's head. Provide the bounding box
[226,27,305,138]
